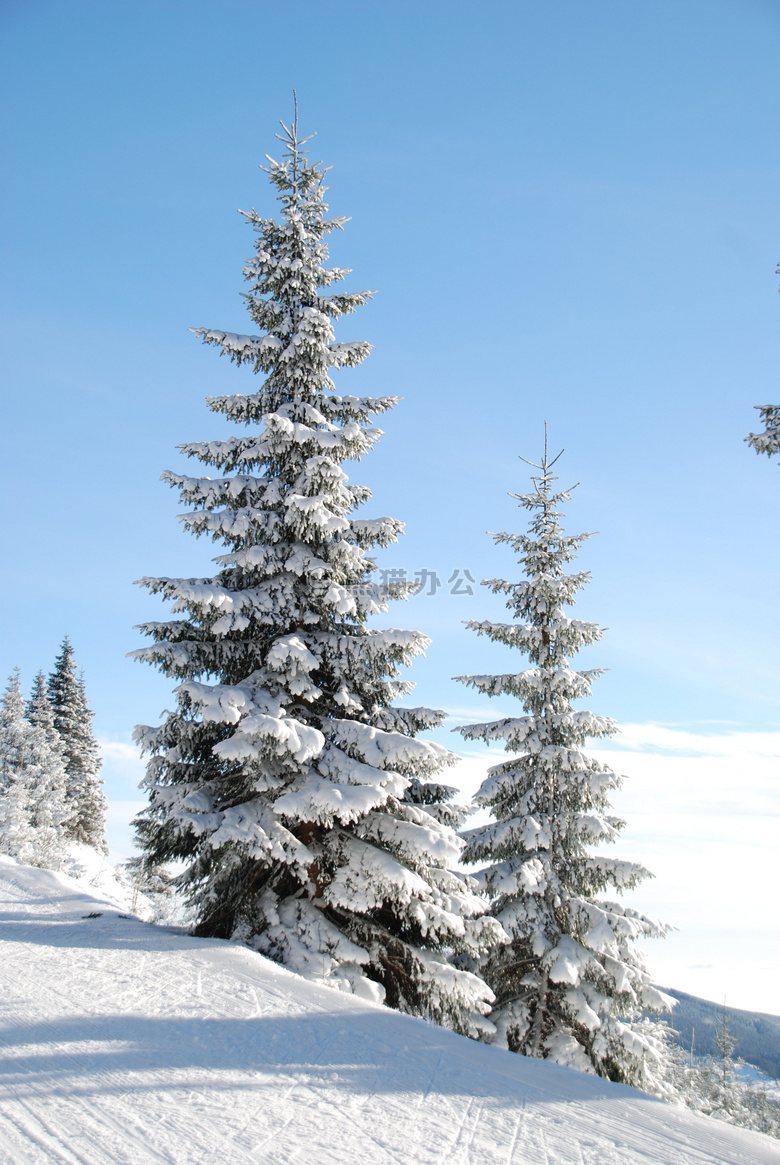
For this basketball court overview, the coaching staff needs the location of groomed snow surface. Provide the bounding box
[0,859,777,1165]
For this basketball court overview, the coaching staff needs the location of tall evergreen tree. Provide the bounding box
[454,441,670,1086]
[47,638,107,852]
[0,671,67,868]
[131,108,502,1034]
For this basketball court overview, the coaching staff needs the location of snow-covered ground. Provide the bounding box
[0,858,777,1164]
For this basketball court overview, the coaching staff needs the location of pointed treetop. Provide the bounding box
[48,637,81,715]
[517,421,564,476]
[275,89,317,153]
[27,671,61,748]
[51,636,76,675]
[505,430,589,550]
[514,424,576,504]
[28,671,52,716]
[2,670,24,719]
[266,91,319,185]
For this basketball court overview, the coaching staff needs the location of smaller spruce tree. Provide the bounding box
[454,439,670,1089]
[715,1002,738,1093]
[47,638,108,852]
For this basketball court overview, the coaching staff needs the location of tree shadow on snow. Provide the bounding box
[0,903,659,1111]
[0,1008,649,1108]
[0,910,215,952]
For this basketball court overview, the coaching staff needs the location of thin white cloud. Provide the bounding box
[607,723,780,758]
[99,740,144,765]
[98,739,146,797]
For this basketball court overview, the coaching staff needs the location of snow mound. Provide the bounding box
[0,858,777,1164]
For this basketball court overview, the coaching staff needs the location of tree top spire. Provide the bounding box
[272,91,317,169]
[518,422,564,477]
[511,426,579,513]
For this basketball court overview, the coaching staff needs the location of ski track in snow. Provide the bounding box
[0,860,777,1164]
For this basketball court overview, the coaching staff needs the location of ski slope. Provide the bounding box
[0,859,777,1165]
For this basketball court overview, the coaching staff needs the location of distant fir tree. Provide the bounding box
[25,672,70,865]
[0,671,68,868]
[454,439,671,1087]
[131,105,503,1035]
[47,638,107,852]
[0,672,35,862]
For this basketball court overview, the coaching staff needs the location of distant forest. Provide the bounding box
[661,989,780,1080]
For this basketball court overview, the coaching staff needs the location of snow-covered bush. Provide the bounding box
[454,441,671,1088]
[131,108,504,1035]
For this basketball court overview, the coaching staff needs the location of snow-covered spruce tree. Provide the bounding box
[0,672,35,862]
[0,671,68,868]
[131,109,503,1034]
[47,637,107,852]
[454,442,671,1087]
[25,672,70,865]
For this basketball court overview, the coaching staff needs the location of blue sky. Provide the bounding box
[2,0,779,1009]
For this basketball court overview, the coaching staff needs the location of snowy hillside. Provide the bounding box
[0,859,777,1165]
[661,989,780,1081]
